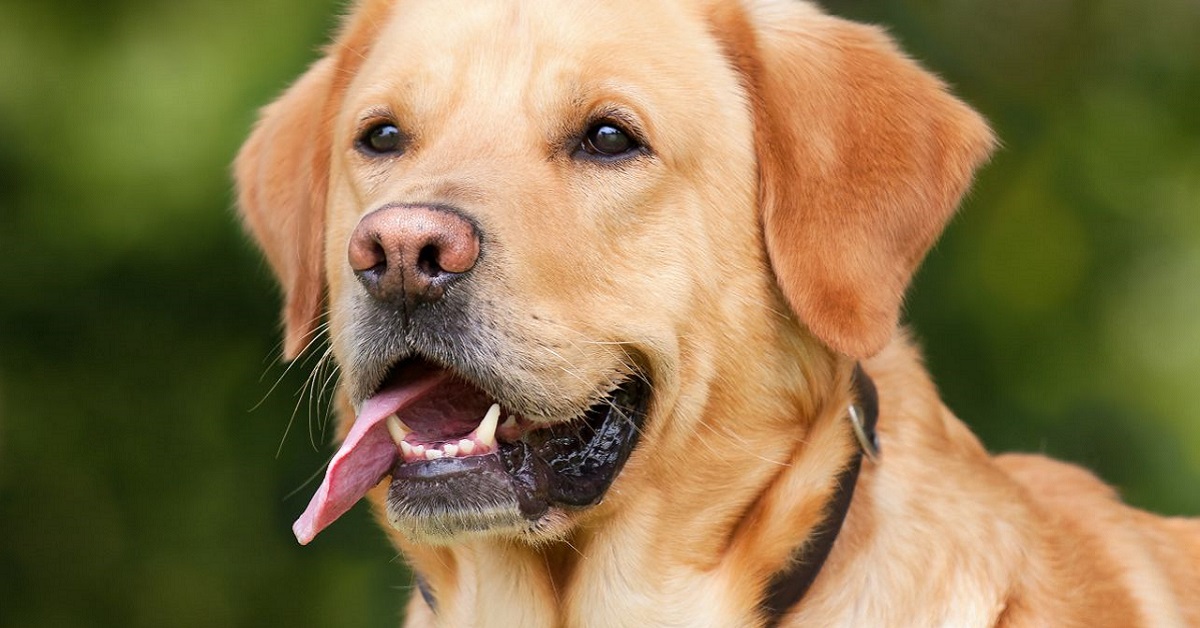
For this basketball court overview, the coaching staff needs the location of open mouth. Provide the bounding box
[293,357,649,544]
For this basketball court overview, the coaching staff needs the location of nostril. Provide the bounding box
[368,238,388,271]
[416,243,442,277]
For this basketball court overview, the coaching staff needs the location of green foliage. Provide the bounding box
[1,1,1197,625]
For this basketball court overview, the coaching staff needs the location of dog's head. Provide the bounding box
[235,0,992,545]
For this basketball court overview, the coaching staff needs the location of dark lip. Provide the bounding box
[384,374,650,537]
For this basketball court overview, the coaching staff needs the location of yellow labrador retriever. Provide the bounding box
[235,0,1200,625]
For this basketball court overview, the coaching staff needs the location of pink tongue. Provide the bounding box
[292,369,452,545]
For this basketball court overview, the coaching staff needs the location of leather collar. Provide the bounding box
[759,363,879,627]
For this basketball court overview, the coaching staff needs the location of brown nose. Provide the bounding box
[347,204,480,307]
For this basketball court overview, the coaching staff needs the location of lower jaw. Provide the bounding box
[384,377,648,543]
[385,452,535,543]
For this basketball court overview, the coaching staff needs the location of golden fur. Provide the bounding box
[235,0,1200,625]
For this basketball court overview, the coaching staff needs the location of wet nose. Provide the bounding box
[347,204,480,307]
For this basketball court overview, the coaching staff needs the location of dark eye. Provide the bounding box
[580,122,639,158]
[358,123,405,155]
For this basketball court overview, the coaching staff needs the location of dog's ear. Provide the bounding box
[234,57,336,360]
[713,2,995,358]
[235,0,394,360]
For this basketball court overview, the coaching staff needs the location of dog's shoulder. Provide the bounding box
[861,335,1199,626]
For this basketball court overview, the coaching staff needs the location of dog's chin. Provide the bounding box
[384,455,564,545]
[384,376,649,544]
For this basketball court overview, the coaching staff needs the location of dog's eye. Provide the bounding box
[358,123,406,155]
[579,122,639,158]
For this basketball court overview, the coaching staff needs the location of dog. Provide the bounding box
[234,0,1200,625]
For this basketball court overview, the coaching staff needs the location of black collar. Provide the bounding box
[759,363,880,627]
[412,365,880,624]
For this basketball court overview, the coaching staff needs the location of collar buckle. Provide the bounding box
[848,403,880,463]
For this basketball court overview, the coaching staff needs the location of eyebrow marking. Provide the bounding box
[358,106,395,124]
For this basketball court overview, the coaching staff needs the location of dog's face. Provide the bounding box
[236,0,993,545]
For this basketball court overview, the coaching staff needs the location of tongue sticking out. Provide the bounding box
[292,364,493,544]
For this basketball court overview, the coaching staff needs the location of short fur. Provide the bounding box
[235,0,1200,626]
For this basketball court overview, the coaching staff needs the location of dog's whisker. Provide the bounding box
[260,337,287,371]
[559,536,587,561]
[541,552,561,601]
[253,318,332,411]
[270,326,333,458]
[305,348,335,444]
[297,364,322,452]
[523,316,636,348]
[541,346,598,392]
[252,333,326,411]
[275,352,323,459]
[315,361,342,438]
[283,337,334,454]
[524,322,661,402]
[257,307,326,372]
[590,392,649,442]
[274,411,298,460]
[694,417,792,467]
[282,455,333,502]
[527,325,659,408]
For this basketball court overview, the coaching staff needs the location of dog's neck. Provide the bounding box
[759,364,877,626]
[386,345,875,627]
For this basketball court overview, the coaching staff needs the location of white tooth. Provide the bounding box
[400,441,414,459]
[386,416,410,446]
[413,444,426,458]
[443,443,459,457]
[425,448,444,460]
[458,439,475,455]
[500,415,517,430]
[477,403,501,447]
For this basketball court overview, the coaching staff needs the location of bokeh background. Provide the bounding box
[1,0,1197,626]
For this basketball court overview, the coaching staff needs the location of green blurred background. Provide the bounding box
[0,1,1197,626]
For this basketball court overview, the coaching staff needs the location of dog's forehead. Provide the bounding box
[365,0,705,66]
[346,0,735,128]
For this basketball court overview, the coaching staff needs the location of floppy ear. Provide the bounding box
[235,0,396,360]
[234,57,336,360]
[717,2,995,358]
